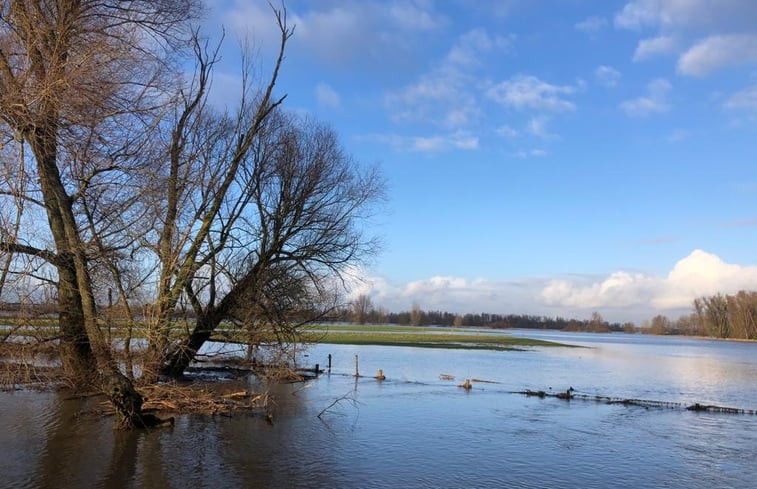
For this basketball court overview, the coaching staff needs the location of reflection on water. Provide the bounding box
[1,332,756,488]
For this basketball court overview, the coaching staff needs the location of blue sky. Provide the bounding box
[203,0,757,323]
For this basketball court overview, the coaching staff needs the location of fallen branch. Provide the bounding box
[317,391,359,418]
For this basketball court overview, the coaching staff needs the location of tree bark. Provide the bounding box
[28,125,149,428]
[56,255,97,386]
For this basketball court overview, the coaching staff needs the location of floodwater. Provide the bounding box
[2,330,756,488]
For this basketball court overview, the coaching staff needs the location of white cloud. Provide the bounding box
[614,0,662,30]
[595,65,622,87]
[654,250,757,308]
[615,0,757,31]
[359,131,479,153]
[677,34,757,76]
[615,1,757,73]
[633,35,679,61]
[386,68,480,128]
[575,16,608,34]
[487,75,577,112]
[388,1,446,30]
[411,131,479,152]
[541,250,757,311]
[446,28,513,67]
[543,271,658,309]
[526,116,552,138]
[345,250,757,323]
[345,272,545,317]
[514,148,547,158]
[315,82,341,108]
[222,1,445,66]
[725,84,757,111]
[386,27,512,129]
[620,78,672,117]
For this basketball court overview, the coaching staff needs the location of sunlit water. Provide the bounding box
[1,331,756,488]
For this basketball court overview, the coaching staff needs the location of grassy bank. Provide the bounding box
[2,321,571,351]
[301,327,571,350]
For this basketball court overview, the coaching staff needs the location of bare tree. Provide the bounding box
[587,311,609,332]
[410,302,422,326]
[0,0,199,427]
[0,1,384,427]
[694,294,730,338]
[157,108,384,377]
[649,314,671,335]
[352,294,373,324]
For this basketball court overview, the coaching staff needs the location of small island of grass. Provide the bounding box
[300,325,572,351]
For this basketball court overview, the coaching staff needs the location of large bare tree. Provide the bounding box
[0,0,198,427]
[0,1,384,427]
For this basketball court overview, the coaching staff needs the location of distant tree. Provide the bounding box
[410,302,422,326]
[453,315,463,327]
[674,313,699,336]
[726,291,757,340]
[352,294,372,324]
[622,321,636,334]
[694,294,730,338]
[649,314,671,335]
[587,311,610,332]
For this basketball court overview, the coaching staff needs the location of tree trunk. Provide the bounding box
[29,127,152,429]
[56,255,97,386]
[161,313,219,378]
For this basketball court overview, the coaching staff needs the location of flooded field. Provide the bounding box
[2,331,756,488]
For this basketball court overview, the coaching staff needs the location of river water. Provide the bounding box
[1,330,756,488]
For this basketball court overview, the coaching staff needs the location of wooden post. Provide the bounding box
[315,364,320,376]
[354,354,359,377]
[328,354,332,370]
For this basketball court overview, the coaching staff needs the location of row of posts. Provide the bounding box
[313,354,384,380]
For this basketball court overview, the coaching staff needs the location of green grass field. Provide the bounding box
[301,325,570,350]
[1,320,571,351]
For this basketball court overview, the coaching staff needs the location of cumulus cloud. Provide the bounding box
[344,250,757,322]
[615,0,757,31]
[633,35,679,61]
[345,271,545,317]
[446,28,513,67]
[620,78,672,117]
[315,82,341,108]
[222,0,444,66]
[595,65,622,87]
[615,1,757,73]
[543,271,658,309]
[386,27,512,129]
[677,34,757,76]
[614,0,662,30]
[542,250,757,311]
[386,67,480,128]
[486,75,577,112]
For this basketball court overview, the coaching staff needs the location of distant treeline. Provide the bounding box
[346,291,757,341]
[641,290,757,340]
[340,297,625,332]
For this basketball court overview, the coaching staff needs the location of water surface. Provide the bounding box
[2,331,755,488]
